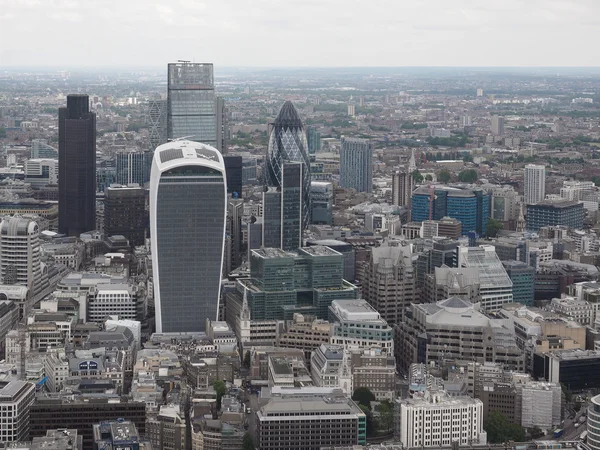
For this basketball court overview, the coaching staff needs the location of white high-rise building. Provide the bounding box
[0,217,47,305]
[524,164,546,205]
[394,389,486,448]
[150,141,227,333]
[0,381,36,442]
[340,136,373,193]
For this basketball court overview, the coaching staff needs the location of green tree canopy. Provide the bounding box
[425,174,433,181]
[486,218,504,238]
[0,127,6,138]
[438,169,452,184]
[243,432,256,450]
[352,387,376,410]
[213,380,227,410]
[243,350,251,369]
[359,403,376,437]
[375,400,394,432]
[458,168,478,183]
[485,411,526,443]
[412,169,424,184]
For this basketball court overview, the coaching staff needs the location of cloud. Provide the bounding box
[0,0,599,67]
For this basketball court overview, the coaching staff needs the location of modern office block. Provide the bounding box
[265,101,311,230]
[457,245,513,311]
[526,200,584,231]
[411,186,490,235]
[502,260,535,307]
[31,139,58,159]
[307,126,321,154]
[340,136,373,193]
[310,181,333,225]
[167,62,217,146]
[104,184,146,247]
[524,164,546,205]
[0,217,47,300]
[329,299,394,354]
[234,246,357,321]
[392,170,413,207]
[116,150,147,186]
[262,162,304,251]
[533,350,600,392]
[147,99,167,152]
[216,96,229,154]
[223,155,243,197]
[257,388,366,449]
[30,397,146,450]
[24,159,58,188]
[0,381,36,443]
[150,141,226,333]
[225,198,244,274]
[58,94,96,236]
[306,239,355,282]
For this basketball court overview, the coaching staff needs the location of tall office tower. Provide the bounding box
[307,126,321,154]
[524,164,546,205]
[347,104,356,116]
[392,170,413,207]
[167,62,217,146]
[150,141,226,333]
[223,155,243,196]
[147,99,167,151]
[491,115,504,135]
[262,162,303,251]
[265,101,311,230]
[216,96,229,154]
[0,217,47,300]
[363,242,415,325]
[310,181,333,225]
[116,150,147,185]
[31,139,58,159]
[225,197,244,274]
[340,136,373,193]
[58,94,96,236]
[104,184,147,247]
[0,381,36,442]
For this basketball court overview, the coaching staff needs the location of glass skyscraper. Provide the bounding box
[58,94,96,236]
[147,99,167,152]
[116,150,147,186]
[150,141,227,333]
[167,62,217,147]
[265,101,311,231]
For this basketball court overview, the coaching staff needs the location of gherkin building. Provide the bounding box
[265,101,311,230]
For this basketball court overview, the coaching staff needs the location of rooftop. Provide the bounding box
[252,248,295,260]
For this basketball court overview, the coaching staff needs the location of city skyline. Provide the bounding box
[2,1,600,68]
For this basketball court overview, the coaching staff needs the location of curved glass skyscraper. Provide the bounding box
[266,101,311,230]
[150,141,227,333]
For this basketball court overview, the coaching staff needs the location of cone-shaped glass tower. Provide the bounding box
[265,101,311,230]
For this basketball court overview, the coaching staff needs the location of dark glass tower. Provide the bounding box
[58,94,96,236]
[265,101,311,230]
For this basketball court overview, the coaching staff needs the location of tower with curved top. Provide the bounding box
[150,140,227,333]
[265,101,311,232]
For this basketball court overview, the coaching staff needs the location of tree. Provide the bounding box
[412,169,424,184]
[458,169,478,183]
[486,218,504,238]
[375,401,394,432]
[438,169,452,184]
[485,411,526,443]
[243,350,251,369]
[243,432,256,450]
[213,380,227,410]
[0,127,5,138]
[561,383,573,403]
[425,174,433,181]
[359,403,376,437]
[530,426,544,439]
[352,387,376,410]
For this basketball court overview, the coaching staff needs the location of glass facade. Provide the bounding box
[58,94,96,236]
[167,63,217,146]
[281,163,302,251]
[116,151,147,185]
[265,101,311,231]
[152,144,226,333]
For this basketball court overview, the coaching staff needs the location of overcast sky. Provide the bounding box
[1,0,599,68]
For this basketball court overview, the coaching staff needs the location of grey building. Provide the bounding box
[0,381,36,443]
[257,388,366,449]
[150,141,226,333]
[116,150,147,186]
[103,184,146,247]
[310,181,333,225]
[306,239,355,282]
[526,199,585,231]
[503,260,535,307]
[340,136,373,193]
[167,62,217,146]
[147,99,167,152]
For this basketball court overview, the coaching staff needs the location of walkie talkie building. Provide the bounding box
[150,140,227,333]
